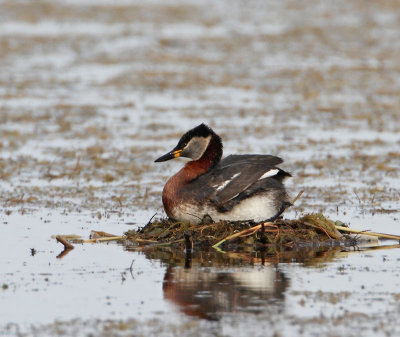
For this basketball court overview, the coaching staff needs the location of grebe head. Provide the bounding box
[155,123,221,162]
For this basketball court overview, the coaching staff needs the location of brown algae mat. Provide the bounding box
[125,213,352,250]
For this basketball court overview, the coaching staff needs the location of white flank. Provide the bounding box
[210,192,278,223]
[215,172,241,191]
[259,169,279,180]
[173,191,280,224]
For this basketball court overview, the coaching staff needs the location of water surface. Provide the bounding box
[1,0,400,336]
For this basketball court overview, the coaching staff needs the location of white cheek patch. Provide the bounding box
[187,135,211,161]
[259,169,279,180]
[215,173,241,191]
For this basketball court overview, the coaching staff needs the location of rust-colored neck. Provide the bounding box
[183,135,222,180]
[162,135,223,218]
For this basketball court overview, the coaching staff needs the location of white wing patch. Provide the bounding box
[259,169,279,180]
[215,173,241,191]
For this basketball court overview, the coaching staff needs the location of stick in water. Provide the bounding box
[335,226,400,241]
[56,235,74,250]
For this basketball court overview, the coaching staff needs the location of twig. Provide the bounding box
[199,222,225,235]
[184,232,193,252]
[149,238,185,247]
[129,238,186,248]
[146,213,157,226]
[291,190,304,205]
[335,226,400,241]
[56,235,74,250]
[260,222,266,243]
[212,222,273,248]
[303,221,332,239]
[358,244,400,251]
[278,190,304,217]
[51,234,82,240]
[90,230,118,239]
[83,236,125,243]
[135,238,158,244]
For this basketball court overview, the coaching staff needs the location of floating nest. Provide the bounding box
[125,213,349,251]
[53,213,396,258]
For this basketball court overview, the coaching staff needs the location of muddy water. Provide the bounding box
[1,0,400,336]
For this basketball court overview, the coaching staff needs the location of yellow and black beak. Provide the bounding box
[154,149,182,162]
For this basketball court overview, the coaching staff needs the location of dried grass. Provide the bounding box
[125,213,344,251]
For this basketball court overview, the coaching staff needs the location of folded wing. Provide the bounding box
[195,154,291,211]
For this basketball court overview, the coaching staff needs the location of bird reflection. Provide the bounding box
[130,244,347,320]
[162,252,288,320]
